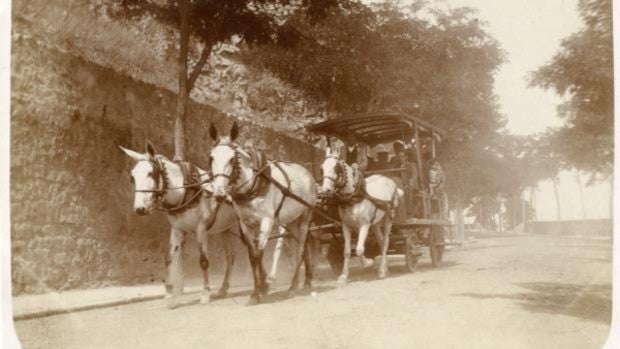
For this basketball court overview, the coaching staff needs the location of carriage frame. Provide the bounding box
[305,112,456,274]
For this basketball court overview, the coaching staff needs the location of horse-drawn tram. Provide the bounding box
[306,112,456,278]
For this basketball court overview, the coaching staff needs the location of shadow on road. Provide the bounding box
[347,260,460,284]
[169,284,337,309]
[455,282,611,324]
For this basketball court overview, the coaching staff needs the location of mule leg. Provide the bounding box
[197,228,211,304]
[218,230,236,298]
[303,234,316,289]
[255,218,275,296]
[267,231,285,285]
[287,210,312,297]
[165,229,185,309]
[378,218,393,279]
[355,223,374,269]
[337,224,352,284]
[239,223,263,305]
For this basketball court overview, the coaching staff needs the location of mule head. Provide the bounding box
[320,145,345,194]
[119,140,163,215]
[208,122,240,202]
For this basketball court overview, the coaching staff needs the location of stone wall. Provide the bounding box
[10,34,321,295]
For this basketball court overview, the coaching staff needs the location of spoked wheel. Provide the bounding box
[404,233,422,273]
[327,239,344,276]
[429,225,445,267]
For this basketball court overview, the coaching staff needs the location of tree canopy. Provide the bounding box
[529,0,613,177]
[110,0,336,159]
[243,1,507,207]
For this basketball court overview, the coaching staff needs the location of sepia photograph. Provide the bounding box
[2,0,615,348]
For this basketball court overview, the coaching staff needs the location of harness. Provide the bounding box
[322,159,396,215]
[134,156,207,216]
[211,142,291,223]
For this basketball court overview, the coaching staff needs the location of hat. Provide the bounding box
[392,141,405,154]
[374,144,390,154]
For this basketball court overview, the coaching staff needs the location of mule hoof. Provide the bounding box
[286,290,297,298]
[247,294,260,306]
[216,288,228,298]
[167,300,179,309]
[337,275,348,285]
[266,276,276,286]
[361,257,374,269]
[200,293,211,304]
[259,283,270,296]
[303,281,312,290]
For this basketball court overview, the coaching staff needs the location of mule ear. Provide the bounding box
[145,140,156,158]
[230,122,239,142]
[209,123,218,141]
[119,145,145,161]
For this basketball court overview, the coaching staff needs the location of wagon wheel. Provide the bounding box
[404,233,421,273]
[327,239,344,276]
[429,224,445,267]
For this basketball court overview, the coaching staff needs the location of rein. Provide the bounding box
[211,142,341,228]
[321,158,394,214]
[321,155,348,191]
[135,157,211,215]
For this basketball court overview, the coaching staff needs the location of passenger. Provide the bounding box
[428,158,448,218]
[344,133,368,171]
[368,144,392,172]
[428,158,446,194]
[392,141,419,216]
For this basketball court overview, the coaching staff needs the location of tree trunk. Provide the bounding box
[521,190,526,233]
[575,171,587,236]
[552,176,562,235]
[529,186,536,233]
[455,199,464,243]
[174,0,190,161]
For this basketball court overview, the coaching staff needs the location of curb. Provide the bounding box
[13,293,165,321]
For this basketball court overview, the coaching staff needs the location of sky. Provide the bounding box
[430,0,612,221]
[434,0,582,135]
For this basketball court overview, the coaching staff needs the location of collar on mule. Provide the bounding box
[135,156,207,215]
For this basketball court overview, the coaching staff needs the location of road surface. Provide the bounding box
[13,234,612,349]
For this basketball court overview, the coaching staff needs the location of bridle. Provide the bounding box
[132,156,211,213]
[133,156,169,202]
[322,154,348,192]
[209,142,242,190]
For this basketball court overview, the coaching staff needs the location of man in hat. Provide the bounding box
[391,141,419,215]
[428,158,448,218]
[368,144,392,172]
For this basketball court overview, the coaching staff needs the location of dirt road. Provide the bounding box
[13,235,612,349]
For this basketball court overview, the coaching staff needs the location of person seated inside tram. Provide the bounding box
[390,141,420,216]
[367,144,393,172]
[391,141,419,189]
[344,133,368,171]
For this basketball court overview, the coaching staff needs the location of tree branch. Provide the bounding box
[187,43,213,92]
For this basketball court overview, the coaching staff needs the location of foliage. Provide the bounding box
[108,0,336,159]
[529,0,613,177]
[242,1,507,206]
